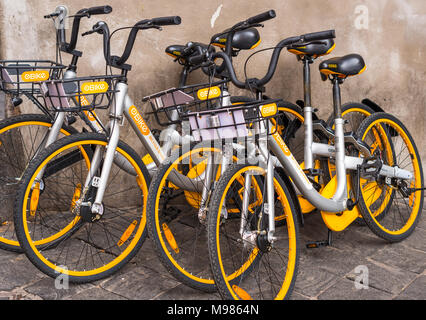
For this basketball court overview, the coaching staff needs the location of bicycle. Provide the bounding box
[144,10,381,293]
[0,5,114,252]
[201,34,423,299]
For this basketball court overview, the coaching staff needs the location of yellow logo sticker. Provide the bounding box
[197,86,221,100]
[83,110,97,121]
[129,105,150,136]
[272,132,291,156]
[260,103,278,118]
[328,64,338,69]
[81,81,109,94]
[21,70,49,82]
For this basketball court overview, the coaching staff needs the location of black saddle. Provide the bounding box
[211,28,261,50]
[319,54,366,79]
[165,42,215,62]
[288,39,335,58]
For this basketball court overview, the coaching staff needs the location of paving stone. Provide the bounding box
[368,244,426,275]
[0,209,424,300]
[397,227,426,253]
[394,275,426,300]
[100,265,181,300]
[318,278,393,300]
[345,259,418,295]
[0,255,45,291]
[293,262,340,298]
[327,226,387,258]
[23,276,94,300]
[65,286,128,300]
[154,283,219,300]
[290,290,313,300]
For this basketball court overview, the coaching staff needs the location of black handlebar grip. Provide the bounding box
[302,29,336,42]
[188,54,206,65]
[151,16,182,26]
[87,5,113,15]
[246,10,276,25]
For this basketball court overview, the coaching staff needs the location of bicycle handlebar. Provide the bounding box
[209,29,336,89]
[246,10,276,25]
[67,6,113,52]
[44,5,112,55]
[302,29,335,42]
[86,5,113,16]
[151,16,182,26]
[83,16,182,68]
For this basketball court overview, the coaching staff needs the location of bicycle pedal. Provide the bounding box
[360,156,382,179]
[306,240,330,249]
[306,229,333,249]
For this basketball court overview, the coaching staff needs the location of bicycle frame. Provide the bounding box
[82,79,234,215]
[235,94,414,242]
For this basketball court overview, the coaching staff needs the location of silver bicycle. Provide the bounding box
[203,38,424,299]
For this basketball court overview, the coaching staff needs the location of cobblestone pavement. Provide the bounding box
[0,208,424,301]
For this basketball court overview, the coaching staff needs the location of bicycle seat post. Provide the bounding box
[303,57,315,170]
[330,75,347,201]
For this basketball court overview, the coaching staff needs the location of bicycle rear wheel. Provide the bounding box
[353,113,424,242]
[0,114,75,252]
[14,132,150,283]
[208,164,300,300]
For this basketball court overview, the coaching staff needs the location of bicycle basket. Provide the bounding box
[142,79,232,127]
[185,99,282,142]
[0,60,66,95]
[38,75,124,113]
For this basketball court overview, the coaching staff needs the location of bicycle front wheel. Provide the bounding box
[14,132,150,283]
[208,164,300,300]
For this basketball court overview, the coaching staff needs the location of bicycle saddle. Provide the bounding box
[211,27,261,50]
[165,42,215,62]
[319,54,366,80]
[287,39,335,58]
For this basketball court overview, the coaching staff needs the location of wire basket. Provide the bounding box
[0,60,66,95]
[37,75,124,113]
[143,79,232,127]
[185,99,282,142]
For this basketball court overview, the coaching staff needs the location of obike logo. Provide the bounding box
[83,110,97,121]
[197,86,221,100]
[129,105,150,136]
[328,64,338,69]
[21,70,49,82]
[81,81,109,94]
[272,131,291,156]
[77,96,91,107]
[273,131,312,188]
[260,103,278,118]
